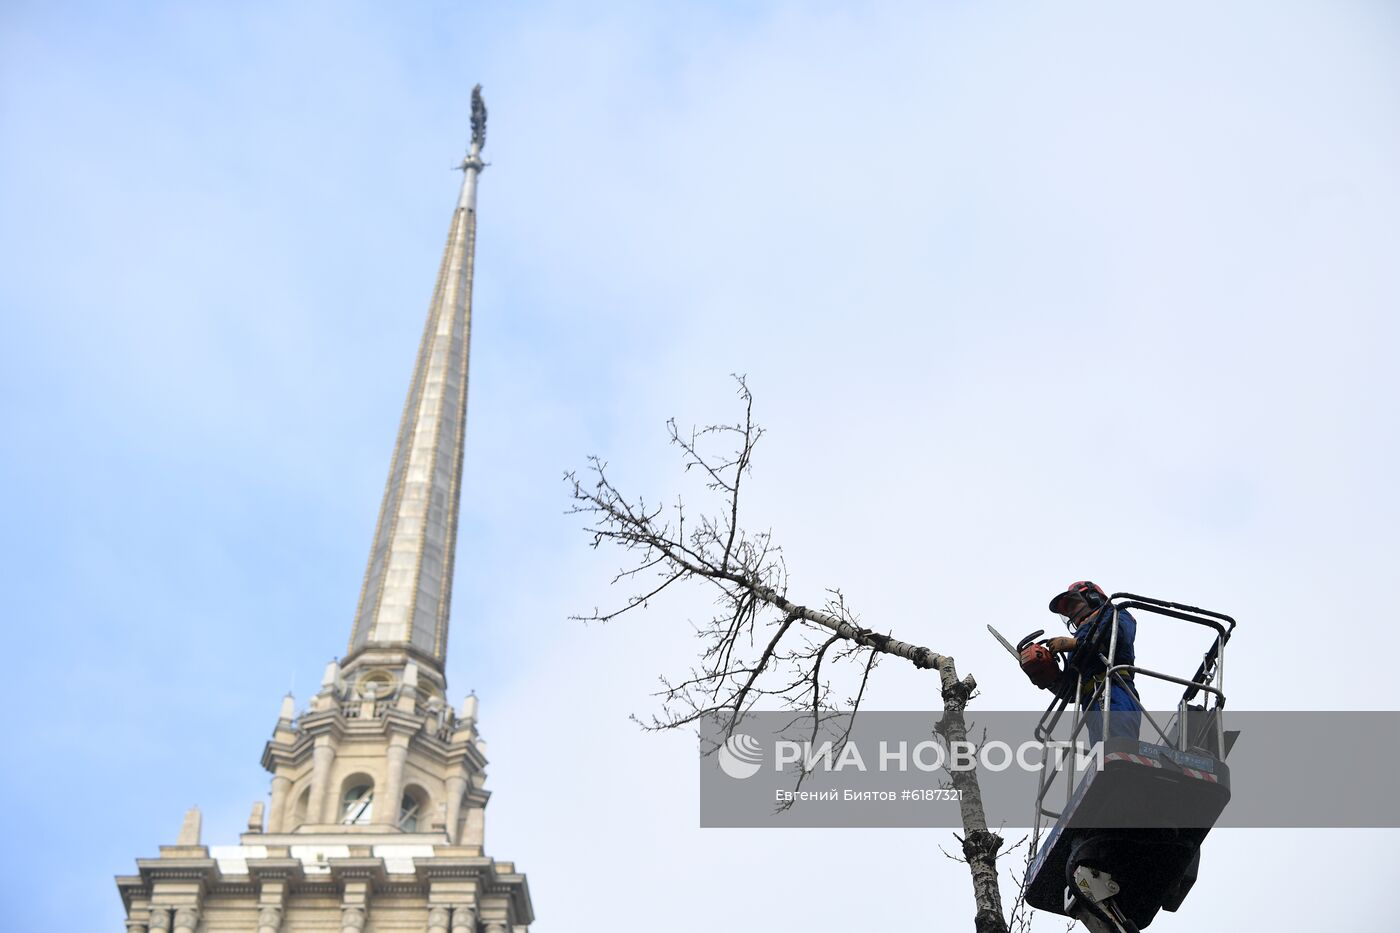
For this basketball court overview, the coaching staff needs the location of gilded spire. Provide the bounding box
[347,92,488,670]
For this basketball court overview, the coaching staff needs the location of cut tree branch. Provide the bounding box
[567,375,1010,933]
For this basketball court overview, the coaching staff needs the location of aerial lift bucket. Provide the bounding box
[1022,594,1237,932]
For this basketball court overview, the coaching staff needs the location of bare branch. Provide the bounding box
[568,377,1009,933]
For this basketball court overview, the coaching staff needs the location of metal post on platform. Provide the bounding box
[1104,608,1120,747]
[1215,635,1226,754]
[1066,672,1082,812]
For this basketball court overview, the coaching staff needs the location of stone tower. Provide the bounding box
[116,87,534,933]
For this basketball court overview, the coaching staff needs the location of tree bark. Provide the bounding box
[935,655,1009,933]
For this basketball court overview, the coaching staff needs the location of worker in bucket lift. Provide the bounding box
[1043,581,1142,746]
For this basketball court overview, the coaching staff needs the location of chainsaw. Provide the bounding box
[987,625,1062,690]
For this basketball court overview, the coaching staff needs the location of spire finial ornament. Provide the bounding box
[470,84,487,152]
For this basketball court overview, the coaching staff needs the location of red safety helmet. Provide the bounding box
[1048,581,1107,618]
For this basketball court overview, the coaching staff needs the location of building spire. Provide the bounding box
[347,87,488,672]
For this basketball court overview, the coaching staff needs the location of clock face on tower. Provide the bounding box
[356,670,396,699]
[416,682,442,708]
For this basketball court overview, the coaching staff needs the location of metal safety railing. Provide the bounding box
[1029,593,1236,828]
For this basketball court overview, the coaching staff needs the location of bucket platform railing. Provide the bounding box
[1030,594,1235,826]
[1021,594,1237,931]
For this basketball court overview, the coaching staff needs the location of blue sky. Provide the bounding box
[2,2,1398,930]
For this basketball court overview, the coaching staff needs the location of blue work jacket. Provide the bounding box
[1067,606,1138,697]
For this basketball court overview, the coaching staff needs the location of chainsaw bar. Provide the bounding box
[986,624,1021,660]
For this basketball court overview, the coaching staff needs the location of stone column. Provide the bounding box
[484,922,508,933]
[307,737,337,824]
[382,739,408,829]
[125,920,148,933]
[428,906,452,933]
[256,905,283,933]
[251,871,294,933]
[443,774,467,844]
[462,801,486,849]
[340,879,370,933]
[267,774,291,833]
[451,905,476,933]
[172,906,200,933]
[147,909,171,932]
[341,906,367,933]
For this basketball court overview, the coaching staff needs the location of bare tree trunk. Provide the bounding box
[935,656,1009,933]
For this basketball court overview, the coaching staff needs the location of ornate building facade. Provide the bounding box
[115,88,534,933]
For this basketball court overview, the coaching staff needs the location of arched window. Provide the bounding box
[398,788,426,832]
[341,782,374,825]
[290,786,311,828]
